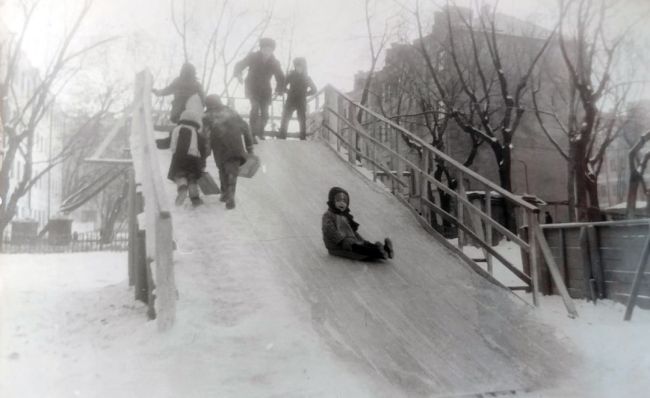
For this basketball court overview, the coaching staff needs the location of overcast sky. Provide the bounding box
[2,0,649,108]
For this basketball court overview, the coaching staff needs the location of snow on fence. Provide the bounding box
[309,85,578,317]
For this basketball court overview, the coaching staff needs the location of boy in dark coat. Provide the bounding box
[167,110,209,206]
[321,186,393,261]
[279,57,317,140]
[203,94,254,210]
[233,38,285,141]
[153,63,206,123]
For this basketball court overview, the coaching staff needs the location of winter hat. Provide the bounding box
[327,186,349,206]
[205,94,223,111]
[180,62,197,79]
[293,57,307,68]
[326,187,359,231]
[179,110,202,129]
[259,37,276,50]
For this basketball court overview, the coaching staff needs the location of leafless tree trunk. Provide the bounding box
[413,1,555,231]
[0,0,116,240]
[554,0,637,221]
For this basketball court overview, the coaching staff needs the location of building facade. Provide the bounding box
[350,6,572,221]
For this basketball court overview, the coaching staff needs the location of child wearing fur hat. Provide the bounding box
[322,187,393,261]
[167,110,209,206]
[279,57,317,140]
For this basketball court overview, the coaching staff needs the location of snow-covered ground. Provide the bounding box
[1,251,649,397]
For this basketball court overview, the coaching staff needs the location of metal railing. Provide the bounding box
[309,84,577,317]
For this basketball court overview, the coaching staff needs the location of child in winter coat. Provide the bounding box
[153,63,206,123]
[233,37,285,141]
[203,94,255,210]
[321,186,393,261]
[167,110,209,206]
[279,57,317,140]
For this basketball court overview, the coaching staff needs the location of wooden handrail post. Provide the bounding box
[457,171,466,249]
[528,211,540,306]
[485,190,494,274]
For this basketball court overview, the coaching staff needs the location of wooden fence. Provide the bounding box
[538,219,650,320]
[307,85,578,317]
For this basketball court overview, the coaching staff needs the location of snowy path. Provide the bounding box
[159,140,572,397]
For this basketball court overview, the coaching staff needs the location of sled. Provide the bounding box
[197,172,221,195]
[238,154,260,178]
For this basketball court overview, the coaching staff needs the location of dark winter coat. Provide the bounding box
[158,77,206,123]
[322,210,364,252]
[167,121,208,181]
[284,70,317,104]
[233,52,285,102]
[322,187,363,251]
[204,106,253,166]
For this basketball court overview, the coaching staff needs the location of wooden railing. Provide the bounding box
[309,84,577,317]
[129,70,175,331]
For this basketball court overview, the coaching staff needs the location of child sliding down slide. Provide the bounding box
[321,186,393,261]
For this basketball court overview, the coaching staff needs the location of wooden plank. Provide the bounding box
[624,225,650,321]
[579,227,595,302]
[534,225,578,318]
[457,173,466,249]
[528,214,540,307]
[587,226,605,299]
[485,190,494,274]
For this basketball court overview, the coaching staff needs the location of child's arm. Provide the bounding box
[153,78,178,97]
[233,54,252,82]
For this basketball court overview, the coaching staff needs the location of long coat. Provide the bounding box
[233,52,285,102]
[321,209,364,251]
[204,107,253,166]
[167,122,208,181]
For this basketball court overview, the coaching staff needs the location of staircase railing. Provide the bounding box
[308,84,577,317]
[129,70,176,330]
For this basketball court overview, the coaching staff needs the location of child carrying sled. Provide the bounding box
[167,110,209,206]
[321,187,393,261]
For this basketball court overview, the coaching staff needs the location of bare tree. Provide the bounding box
[548,0,641,221]
[0,0,116,240]
[413,1,556,230]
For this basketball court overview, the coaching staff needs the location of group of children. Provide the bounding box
[154,38,393,261]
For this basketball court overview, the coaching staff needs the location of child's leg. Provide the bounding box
[188,179,199,199]
[222,160,240,209]
[349,240,387,260]
[296,101,307,140]
[249,99,262,140]
[174,176,188,205]
[279,102,295,139]
[259,100,270,139]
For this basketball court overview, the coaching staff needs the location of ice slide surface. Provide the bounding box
[158,139,572,397]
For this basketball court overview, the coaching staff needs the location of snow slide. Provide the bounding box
[160,139,573,397]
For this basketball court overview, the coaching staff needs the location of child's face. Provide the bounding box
[334,193,348,211]
[295,64,305,74]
